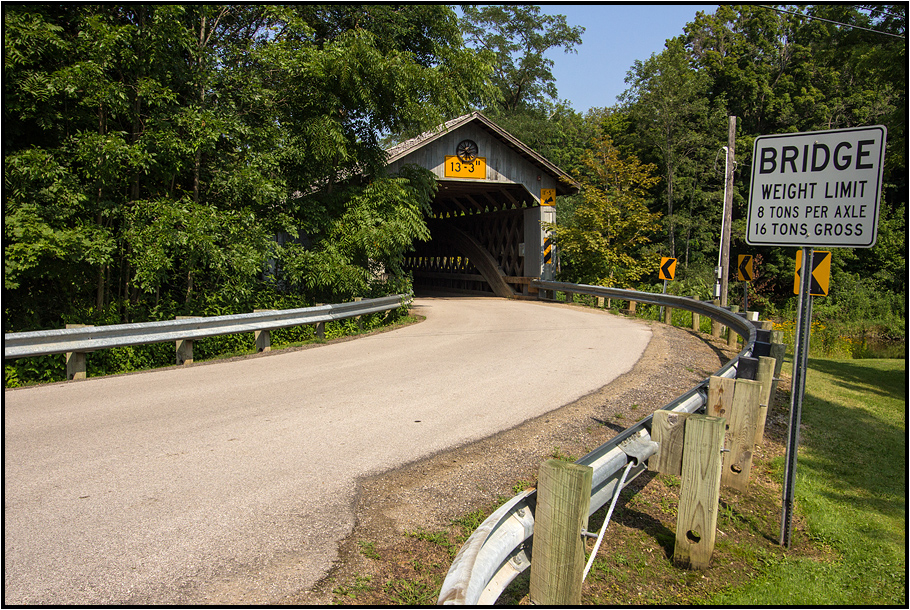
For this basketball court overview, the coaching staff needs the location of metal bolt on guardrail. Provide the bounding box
[438,281,761,605]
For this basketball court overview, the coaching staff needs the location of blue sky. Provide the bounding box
[539,4,718,111]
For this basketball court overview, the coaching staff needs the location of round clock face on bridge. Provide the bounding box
[456,139,479,162]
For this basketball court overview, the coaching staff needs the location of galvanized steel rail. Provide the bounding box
[438,281,758,605]
[3,295,410,360]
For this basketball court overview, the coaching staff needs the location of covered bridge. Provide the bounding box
[385,112,579,297]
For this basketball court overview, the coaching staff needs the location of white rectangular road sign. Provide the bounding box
[747,125,887,248]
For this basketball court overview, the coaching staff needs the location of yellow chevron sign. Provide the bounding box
[794,250,831,296]
[737,255,754,282]
[659,257,677,281]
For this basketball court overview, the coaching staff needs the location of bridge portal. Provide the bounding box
[385,113,578,297]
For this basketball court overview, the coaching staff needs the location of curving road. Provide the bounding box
[3,297,651,605]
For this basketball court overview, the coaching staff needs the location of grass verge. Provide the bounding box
[708,357,906,606]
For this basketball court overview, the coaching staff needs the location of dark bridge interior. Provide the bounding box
[404,180,536,298]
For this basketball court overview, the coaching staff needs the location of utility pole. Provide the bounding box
[719,116,736,307]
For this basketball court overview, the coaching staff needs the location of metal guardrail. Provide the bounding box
[3,294,410,360]
[438,281,760,605]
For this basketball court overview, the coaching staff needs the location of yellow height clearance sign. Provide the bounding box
[444,156,486,179]
[540,188,556,206]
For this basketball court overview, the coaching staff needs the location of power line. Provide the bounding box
[756,5,906,39]
[856,5,906,21]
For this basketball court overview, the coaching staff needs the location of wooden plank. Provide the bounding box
[721,379,762,492]
[753,356,776,447]
[529,459,593,606]
[648,410,690,476]
[674,414,725,570]
[707,376,735,420]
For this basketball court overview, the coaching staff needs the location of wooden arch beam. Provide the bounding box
[430,221,515,298]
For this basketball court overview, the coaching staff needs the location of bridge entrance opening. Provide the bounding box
[385,113,578,298]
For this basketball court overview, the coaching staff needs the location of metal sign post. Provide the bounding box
[780,247,814,547]
[745,125,887,549]
[658,257,676,320]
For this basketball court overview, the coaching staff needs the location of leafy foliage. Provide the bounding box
[3,5,493,333]
[610,4,905,339]
[545,135,662,287]
[459,5,583,112]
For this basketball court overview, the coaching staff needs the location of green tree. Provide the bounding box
[4,4,495,331]
[678,4,906,332]
[459,5,583,112]
[620,38,728,263]
[546,135,662,288]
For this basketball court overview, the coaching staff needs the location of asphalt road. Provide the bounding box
[3,297,651,604]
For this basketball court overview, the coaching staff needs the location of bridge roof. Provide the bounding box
[385,112,580,196]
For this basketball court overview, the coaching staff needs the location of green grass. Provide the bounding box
[708,357,906,606]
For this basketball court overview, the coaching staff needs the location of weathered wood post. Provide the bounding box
[711,299,721,338]
[688,297,700,333]
[314,304,326,340]
[529,459,593,606]
[674,414,726,570]
[353,297,364,330]
[622,300,637,316]
[753,356,776,447]
[768,329,787,413]
[708,376,762,492]
[65,324,90,380]
[727,305,740,347]
[649,410,691,476]
[664,302,673,326]
[175,316,199,365]
[253,310,273,352]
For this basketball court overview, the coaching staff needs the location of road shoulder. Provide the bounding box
[305,318,738,604]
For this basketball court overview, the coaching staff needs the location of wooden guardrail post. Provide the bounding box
[253,310,273,352]
[649,410,690,476]
[664,302,673,326]
[688,297,700,333]
[65,324,90,380]
[708,376,762,492]
[674,414,725,570]
[353,297,364,330]
[314,304,326,340]
[727,306,740,347]
[768,329,787,413]
[621,300,636,316]
[175,316,199,365]
[529,459,593,606]
[711,299,721,338]
[753,356,776,447]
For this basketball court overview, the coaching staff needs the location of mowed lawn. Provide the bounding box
[710,357,906,606]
